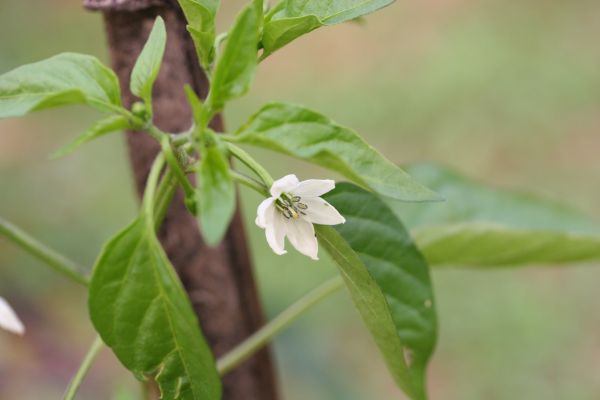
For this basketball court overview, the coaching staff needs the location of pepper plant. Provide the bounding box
[1,1,600,400]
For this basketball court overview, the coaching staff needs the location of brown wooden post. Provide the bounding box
[82,1,279,399]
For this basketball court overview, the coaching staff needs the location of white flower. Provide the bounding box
[0,296,25,336]
[256,174,346,260]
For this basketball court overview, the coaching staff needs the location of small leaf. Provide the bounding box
[0,53,123,118]
[262,15,322,56]
[285,0,395,24]
[208,5,259,111]
[51,115,129,159]
[391,164,600,267]
[178,0,220,69]
[262,0,394,56]
[235,102,439,202]
[130,17,167,107]
[89,217,222,399]
[319,183,436,400]
[197,140,235,245]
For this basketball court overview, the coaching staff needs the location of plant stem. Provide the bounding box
[226,143,274,188]
[160,136,196,199]
[230,170,269,196]
[0,217,89,286]
[153,169,178,231]
[145,124,168,142]
[63,335,104,400]
[143,153,166,221]
[217,275,344,375]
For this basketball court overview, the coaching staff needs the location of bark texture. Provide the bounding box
[84,1,279,399]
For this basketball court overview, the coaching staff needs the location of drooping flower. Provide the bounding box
[0,296,25,336]
[256,174,346,260]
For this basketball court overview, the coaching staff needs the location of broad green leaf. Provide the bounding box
[319,183,436,400]
[197,140,236,245]
[0,53,122,118]
[130,17,166,107]
[89,216,221,399]
[208,5,259,111]
[178,0,220,69]
[262,0,394,56]
[235,102,439,202]
[51,115,129,159]
[391,164,600,267]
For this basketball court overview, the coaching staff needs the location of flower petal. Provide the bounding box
[270,174,300,198]
[286,219,319,260]
[0,297,25,336]
[292,179,335,198]
[302,197,346,225]
[256,197,276,228]
[265,213,287,255]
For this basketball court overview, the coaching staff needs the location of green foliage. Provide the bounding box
[0,53,123,118]
[89,215,221,399]
[208,5,260,111]
[392,164,600,267]
[262,0,394,56]
[197,137,236,246]
[130,17,167,108]
[178,0,220,69]
[285,0,395,23]
[262,15,322,56]
[235,102,439,202]
[317,184,437,399]
[51,115,130,159]
[320,183,436,400]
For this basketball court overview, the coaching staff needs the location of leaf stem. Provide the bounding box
[145,124,169,142]
[226,143,274,188]
[63,335,104,400]
[217,275,344,375]
[142,153,166,221]
[153,169,178,231]
[230,170,269,196]
[0,217,89,286]
[160,136,196,199]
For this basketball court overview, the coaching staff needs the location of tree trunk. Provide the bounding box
[82,1,279,399]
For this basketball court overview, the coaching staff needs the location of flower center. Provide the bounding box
[276,194,308,220]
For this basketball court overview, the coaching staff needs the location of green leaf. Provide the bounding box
[318,184,437,400]
[0,53,123,118]
[89,216,222,399]
[178,0,220,69]
[235,102,439,202]
[262,0,394,56]
[51,115,129,159]
[130,17,166,107]
[262,15,322,56]
[391,164,600,267]
[197,139,236,245]
[285,0,394,23]
[208,5,259,111]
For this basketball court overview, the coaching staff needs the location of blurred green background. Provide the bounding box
[1,0,600,399]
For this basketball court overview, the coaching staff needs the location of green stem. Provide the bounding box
[0,217,89,286]
[226,143,274,188]
[145,124,169,142]
[63,335,104,400]
[143,153,166,223]
[217,276,344,375]
[230,170,269,196]
[160,136,196,200]
[153,169,178,231]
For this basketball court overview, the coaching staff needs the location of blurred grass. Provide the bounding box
[1,0,600,399]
